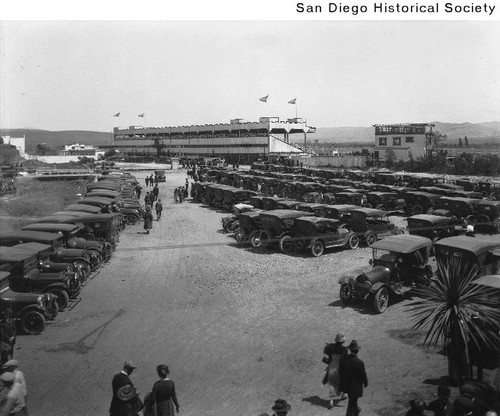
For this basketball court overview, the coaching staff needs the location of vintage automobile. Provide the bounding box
[311,204,358,222]
[339,235,434,313]
[85,190,122,199]
[434,236,500,276]
[64,204,102,214]
[77,196,118,213]
[155,170,166,182]
[234,211,263,245]
[349,208,402,246]
[334,192,364,206]
[403,191,441,215]
[365,192,404,212]
[21,223,109,266]
[0,271,51,335]
[273,199,301,210]
[0,230,93,279]
[190,182,212,202]
[0,244,78,311]
[284,217,359,256]
[297,202,329,214]
[249,195,266,210]
[256,210,315,250]
[222,189,258,211]
[407,214,458,242]
[261,196,286,211]
[431,197,481,223]
[474,200,500,234]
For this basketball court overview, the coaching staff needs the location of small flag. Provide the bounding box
[259,95,269,103]
[113,112,120,117]
[288,98,297,105]
[138,113,145,118]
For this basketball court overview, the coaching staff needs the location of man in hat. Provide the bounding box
[271,399,291,416]
[110,361,137,416]
[3,359,27,400]
[339,340,368,416]
[0,372,27,415]
[0,309,16,364]
[427,385,452,416]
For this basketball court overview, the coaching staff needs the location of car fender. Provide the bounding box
[307,238,323,249]
[19,304,46,316]
[43,282,69,291]
[338,275,356,285]
[371,282,387,292]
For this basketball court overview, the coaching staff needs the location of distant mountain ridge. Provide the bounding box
[1,121,499,151]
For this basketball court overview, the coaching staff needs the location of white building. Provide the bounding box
[59,143,98,156]
[372,123,434,162]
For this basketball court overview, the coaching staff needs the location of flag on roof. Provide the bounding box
[113,112,120,117]
[138,113,145,118]
[259,95,269,103]
[288,98,297,105]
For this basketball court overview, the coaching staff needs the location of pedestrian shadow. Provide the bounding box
[423,375,455,387]
[302,395,332,409]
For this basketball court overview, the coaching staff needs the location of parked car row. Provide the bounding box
[339,233,500,314]
[0,172,142,353]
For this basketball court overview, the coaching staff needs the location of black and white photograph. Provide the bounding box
[0,3,500,415]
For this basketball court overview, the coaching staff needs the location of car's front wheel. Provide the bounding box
[235,229,247,243]
[20,310,46,335]
[250,232,262,248]
[373,286,389,314]
[340,283,353,305]
[347,234,360,250]
[310,240,325,257]
[279,235,294,253]
[365,233,377,247]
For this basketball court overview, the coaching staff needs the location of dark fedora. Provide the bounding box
[348,340,361,351]
[271,399,291,412]
[117,384,136,401]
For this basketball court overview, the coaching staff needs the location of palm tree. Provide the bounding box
[408,254,500,384]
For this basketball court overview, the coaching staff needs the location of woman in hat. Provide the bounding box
[149,364,180,416]
[325,334,348,407]
[143,205,153,234]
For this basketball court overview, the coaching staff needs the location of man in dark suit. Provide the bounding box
[339,340,368,416]
[109,361,137,416]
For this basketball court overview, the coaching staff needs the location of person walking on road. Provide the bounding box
[3,360,27,401]
[110,361,137,416]
[145,364,180,416]
[152,185,159,202]
[339,340,368,416]
[135,184,142,200]
[145,176,149,188]
[174,188,179,203]
[0,372,28,416]
[155,199,163,221]
[322,333,348,407]
[144,206,153,234]
[145,192,153,210]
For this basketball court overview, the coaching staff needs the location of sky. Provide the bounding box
[1,19,499,131]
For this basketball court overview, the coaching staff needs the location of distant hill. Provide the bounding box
[291,121,500,144]
[0,129,112,152]
[1,121,498,152]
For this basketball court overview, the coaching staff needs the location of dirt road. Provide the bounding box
[17,170,451,416]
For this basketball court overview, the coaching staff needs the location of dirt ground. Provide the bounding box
[7,169,496,416]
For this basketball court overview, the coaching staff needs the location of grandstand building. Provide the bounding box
[108,117,312,163]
